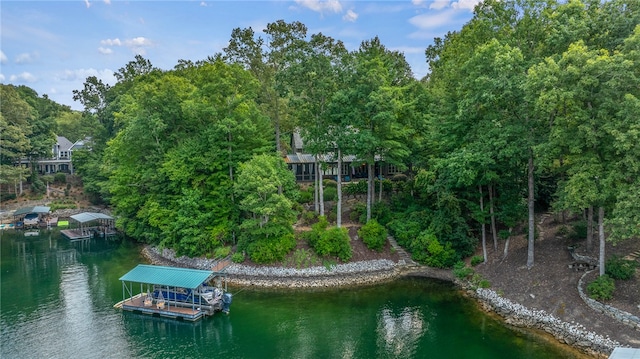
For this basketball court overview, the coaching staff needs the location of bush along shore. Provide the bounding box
[143,245,621,358]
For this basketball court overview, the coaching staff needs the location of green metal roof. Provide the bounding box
[14,206,50,216]
[70,212,114,223]
[119,264,214,289]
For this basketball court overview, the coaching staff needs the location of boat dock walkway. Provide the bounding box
[115,293,207,321]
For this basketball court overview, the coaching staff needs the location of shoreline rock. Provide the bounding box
[142,245,621,358]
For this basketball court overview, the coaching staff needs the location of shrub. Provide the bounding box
[569,220,588,241]
[453,261,474,279]
[410,230,457,268]
[305,216,329,248]
[387,217,423,248]
[30,176,46,195]
[323,179,337,188]
[556,225,569,237]
[371,202,392,225]
[344,181,368,196]
[323,186,337,201]
[471,255,484,266]
[49,199,77,212]
[326,209,337,223]
[498,230,511,240]
[297,187,314,204]
[54,173,67,184]
[301,210,317,225]
[1,193,17,201]
[248,234,296,264]
[358,219,387,252]
[606,256,638,280]
[214,246,231,259]
[315,226,352,262]
[586,275,615,301]
[349,202,367,223]
[231,252,245,263]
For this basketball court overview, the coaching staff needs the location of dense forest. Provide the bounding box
[1,0,639,273]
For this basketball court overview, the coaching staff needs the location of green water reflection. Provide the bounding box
[1,229,581,358]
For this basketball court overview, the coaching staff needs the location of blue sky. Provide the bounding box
[1,1,479,110]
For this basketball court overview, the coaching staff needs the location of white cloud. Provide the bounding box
[430,0,450,10]
[408,10,458,30]
[98,47,113,55]
[84,0,91,8]
[56,68,116,84]
[10,72,37,83]
[104,0,111,4]
[0,74,5,82]
[452,0,481,10]
[390,46,425,55]
[412,0,425,5]
[101,38,122,46]
[0,51,7,64]
[125,37,151,47]
[295,0,343,14]
[343,9,358,22]
[15,52,36,64]
[99,37,152,55]
[200,1,207,6]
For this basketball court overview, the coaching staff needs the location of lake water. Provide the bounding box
[1,229,583,358]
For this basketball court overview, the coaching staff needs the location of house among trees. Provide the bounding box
[284,130,403,182]
[18,136,90,175]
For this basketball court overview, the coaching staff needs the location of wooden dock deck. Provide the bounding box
[61,226,117,240]
[115,293,208,321]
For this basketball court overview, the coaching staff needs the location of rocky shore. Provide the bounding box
[468,287,620,358]
[143,245,625,358]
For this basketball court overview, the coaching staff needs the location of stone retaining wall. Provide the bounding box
[578,270,640,332]
[469,286,620,358]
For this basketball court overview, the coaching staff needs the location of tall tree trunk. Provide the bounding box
[489,184,497,251]
[503,228,512,259]
[366,162,373,222]
[587,205,594,252]
[527,152,535,269]
[319,163,325,217]
[598,206,605,277]
[274,97,281,154]
[336,149,342,228]
[480,185,487,263]
[314,161,320,214]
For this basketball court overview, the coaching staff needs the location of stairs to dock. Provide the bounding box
[387,236,417,266]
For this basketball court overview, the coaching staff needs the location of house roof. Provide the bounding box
[285,153,366,164]
[56,136,74,151]
[119,264,215,289]
[14,206,51,216]
[70,212,114,223]
[71,137,92,151]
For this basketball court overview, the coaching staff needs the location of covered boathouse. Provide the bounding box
[60,212,116,239]
[115,264,228,321]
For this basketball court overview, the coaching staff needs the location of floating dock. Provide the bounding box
[114,293,207,321]
[115,264,232,321]
[60,226,117,240]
